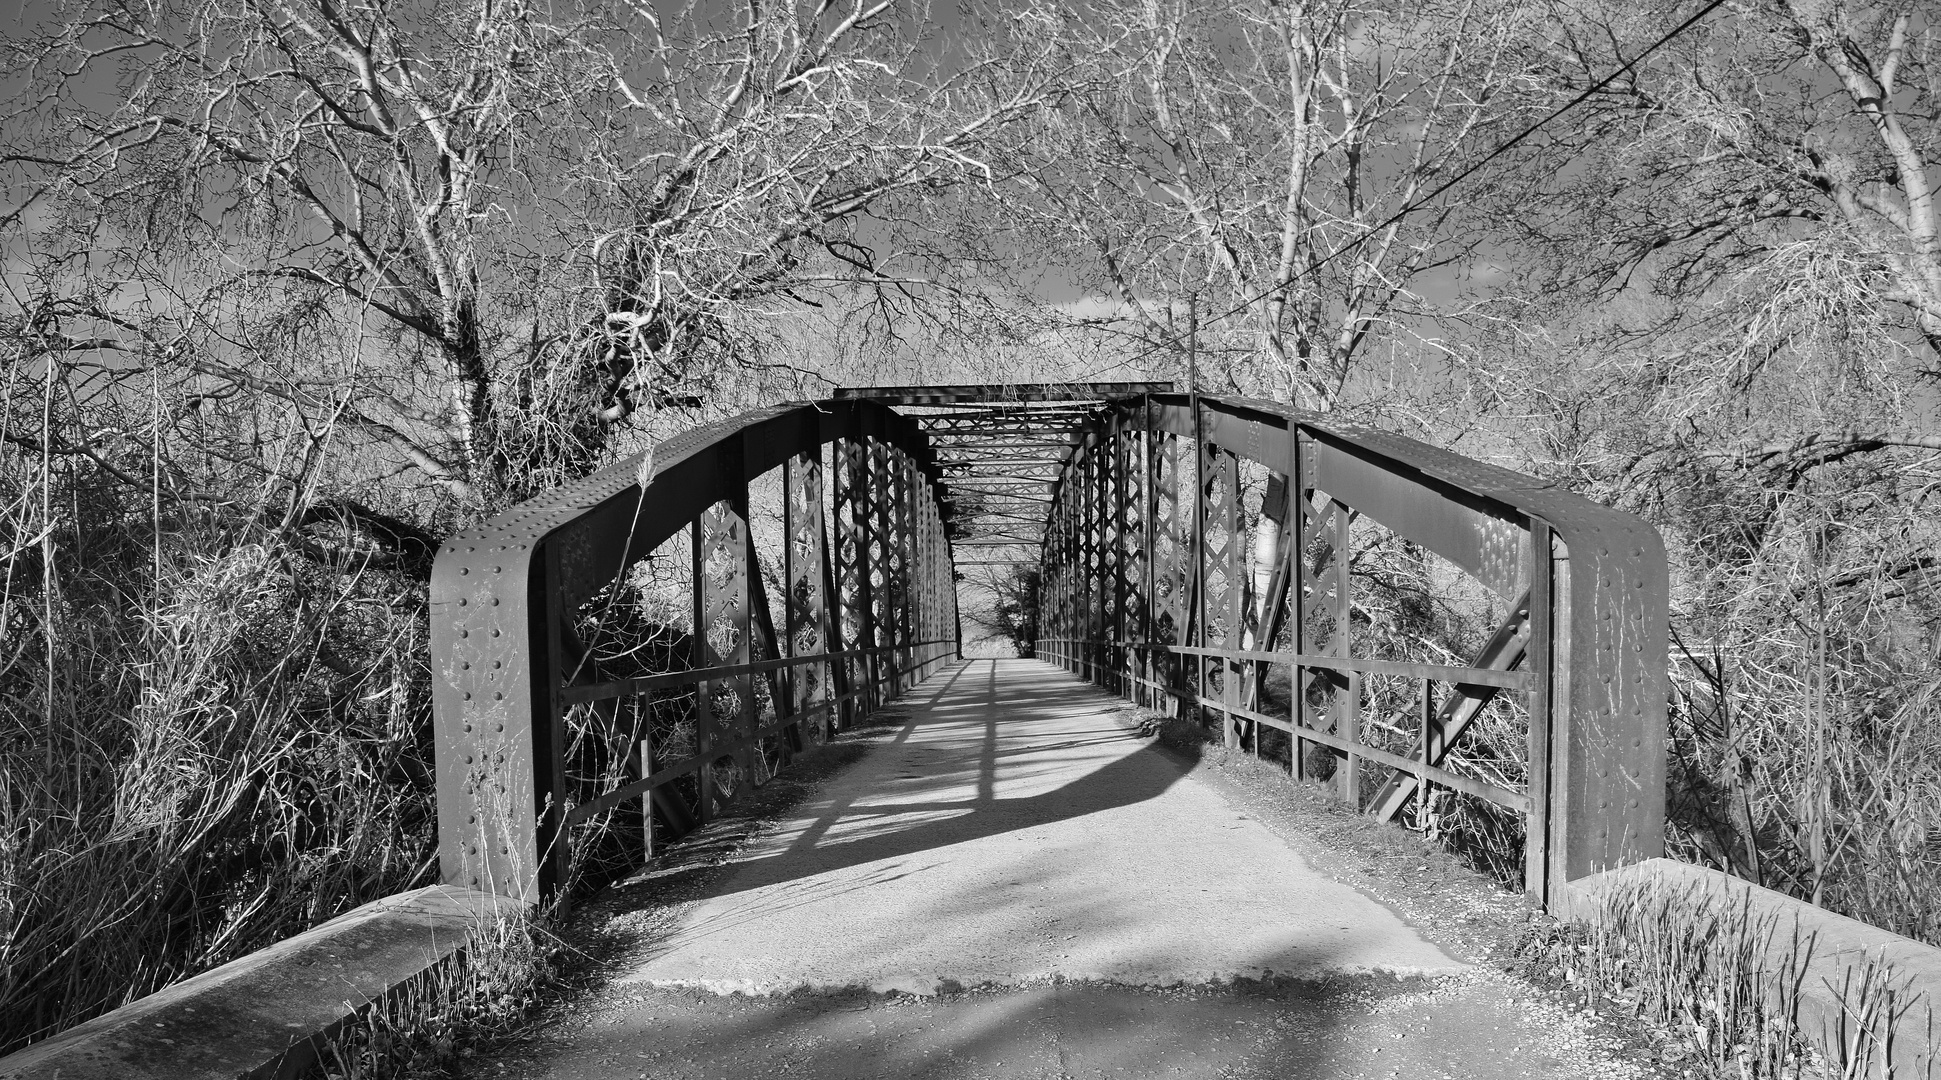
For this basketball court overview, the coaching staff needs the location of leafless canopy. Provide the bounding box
[3,0,1067,509]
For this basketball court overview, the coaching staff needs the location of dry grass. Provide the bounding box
[315,912,564,1080]
[0,461,442,1050]
[1661,633,1941,949]
[1517,881,1820,1078]
[1515,876,1932,1079]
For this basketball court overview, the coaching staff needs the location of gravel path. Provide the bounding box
[481,659,1661,1080]
[618,658,1462,993]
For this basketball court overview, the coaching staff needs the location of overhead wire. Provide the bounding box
[1097,0,1733,377]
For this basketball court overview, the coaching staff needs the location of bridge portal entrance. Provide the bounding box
[430,384,1665,910]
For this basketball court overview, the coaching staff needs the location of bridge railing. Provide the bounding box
[1035,394,1668,906]
[430,401,960,902]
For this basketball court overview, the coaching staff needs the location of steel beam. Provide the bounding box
[835,382,1173,404]
[433,388,1664,913]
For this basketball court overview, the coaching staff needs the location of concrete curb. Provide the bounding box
[0,885,526,1080]
[1561,858,1939,1078]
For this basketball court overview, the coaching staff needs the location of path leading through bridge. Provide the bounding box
[495,660,1647,1080]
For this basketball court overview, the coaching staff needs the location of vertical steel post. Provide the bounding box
[538,543,570,897]
[905,459,921,674]
[886,451,911,693]
[1052,472,1065,668]
[869,442,894,703]
[1038,499,1053,665]
[1072,460,1081,673]
[1053,468,1068,669]
[694,492,754,805]
[1113,416,1133,696]
[1133,411,1149,699]
[819,444,852,733]
[835,437,872,727]
[1077,441,1091,681]
[1106,424,1123,691]
[1417,678,1435,825]
[1100,434,1115,688]
[1165,433,1190,706]
[787,453,832,742]
[1190,414,1208,714]
[1291,432,1309,780]
[782,457,798,735]
[1331,503,1357,804]
[744,483,785,772]
[1527,520,1559,903]
[918,479,935,674]
[912,482,927,676]
[1220,450,1242,749]
[1085,439,1102,683]
[1193,439,1220,723]
[903,455,919,682]
[689,518,716,823]
[1142,416,1160,707]
[932,489,945,667]
[863,441,885,708]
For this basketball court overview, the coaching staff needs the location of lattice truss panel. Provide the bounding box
[431,398,966,902]
[785,454,832,743]
[431,388,1662,908]
[1020,394,1668,903]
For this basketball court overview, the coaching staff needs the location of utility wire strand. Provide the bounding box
[1114,0,1732,371]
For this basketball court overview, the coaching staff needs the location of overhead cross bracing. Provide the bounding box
[833,382,1175,569]
[426,385,1668,930]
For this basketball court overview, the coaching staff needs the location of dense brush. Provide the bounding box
[0,470,441,1050]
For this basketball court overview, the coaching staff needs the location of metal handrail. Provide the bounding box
[430,388,1667,910]
[431,400,963,901]
[1035,638,1534,691]
[1032,392,1668,907]
[560,640,957,704]
[561,645,958,827]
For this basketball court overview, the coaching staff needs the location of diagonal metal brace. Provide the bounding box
[1365,590,1532,823]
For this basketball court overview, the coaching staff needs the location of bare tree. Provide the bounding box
[987,0,1539,410]
[959,563,1038,655]
[1491,0,1941,448]
[2,0,1068,512]
[0,0,1084,1046]
[1447,0,1941,939]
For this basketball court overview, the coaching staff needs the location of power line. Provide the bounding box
[1109,0,1732,373]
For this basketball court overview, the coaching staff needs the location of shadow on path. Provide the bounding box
[641,659,1200,904]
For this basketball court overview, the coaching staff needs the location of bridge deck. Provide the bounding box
[625,658,1460,992]
[504,660,1642,1079]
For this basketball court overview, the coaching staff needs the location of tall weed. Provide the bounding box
[0,456,441,1049]
[1517,881,1820,1078]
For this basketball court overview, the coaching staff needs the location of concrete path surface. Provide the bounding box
[490,660,1655,1079]
[621,658,1463,994]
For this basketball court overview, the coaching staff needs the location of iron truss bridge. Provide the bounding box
[430,384,1666,909]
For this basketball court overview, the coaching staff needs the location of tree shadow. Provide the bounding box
[510,660,1503,1079]
[537,971,1427,1080]
[633,658,1201,904]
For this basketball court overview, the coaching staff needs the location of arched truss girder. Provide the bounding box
[429,400,960,902]
[1035,393,1668,906]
